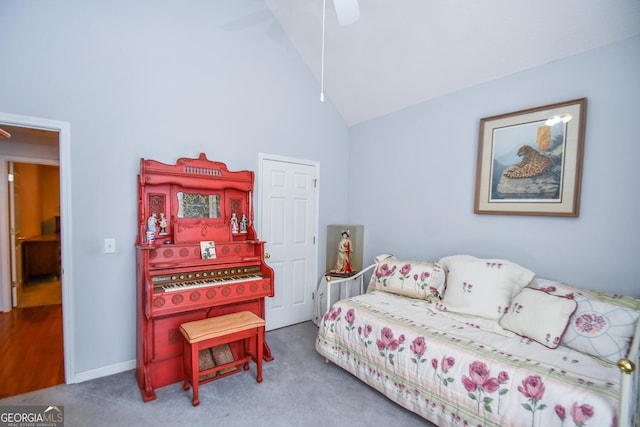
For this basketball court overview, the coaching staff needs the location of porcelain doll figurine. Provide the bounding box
[158,213,168,235]
[147,213,157,234]
[231,212,239,234]
[240,214,248,233]
[332,229,353,274]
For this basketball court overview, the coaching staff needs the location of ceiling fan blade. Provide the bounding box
[333,0,359,25]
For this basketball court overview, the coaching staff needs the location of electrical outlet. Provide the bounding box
[104,238,116,254]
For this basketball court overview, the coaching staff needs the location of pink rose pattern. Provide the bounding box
[555,402,595,427]
[497,370,509,414]
[462,360,500,414]
[398,263,412,288]
[571,402,594,426]
[414,270,433,292]
[435,355,455,387]
[322,305,341,333]
[462,281,473,295]
[373,262,438,297]
[321,304,600,426]
[555,404,566,425]
[357,323,373,348]
[518,375,547,427]
[377,327,405,366]
[374,263,397,287]
[409,336,427,374]
[344,308,356,332]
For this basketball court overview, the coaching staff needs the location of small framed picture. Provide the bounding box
[200,241,216,259]
[474,98,587,216]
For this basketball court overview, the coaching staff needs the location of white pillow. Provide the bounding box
[438,254,534,300]
[367,256,446,301]
[499,288,577,349]
[437,257,535,320]
[562,294,640,363]
[438,254,478,272]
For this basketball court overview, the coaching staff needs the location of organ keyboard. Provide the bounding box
[135,154,274,402]
[153,265,263,293]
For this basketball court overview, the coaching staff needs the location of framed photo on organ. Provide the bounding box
[200,241,217,259]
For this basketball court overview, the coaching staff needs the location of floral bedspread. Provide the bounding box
[316,290,621,427]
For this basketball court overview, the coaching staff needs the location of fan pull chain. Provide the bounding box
[320,0,326,102]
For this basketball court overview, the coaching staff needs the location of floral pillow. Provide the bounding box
[527,277,582,299]
[438,254,534,300]
[529,277,640,363]
[561,294,640,364]
[499,288,577,349]
[367,256,445,301]
[437,257,535,320]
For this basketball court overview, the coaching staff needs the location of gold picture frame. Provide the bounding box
[474,98,587,217]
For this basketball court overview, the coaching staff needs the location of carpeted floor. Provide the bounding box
[0,321,434,427]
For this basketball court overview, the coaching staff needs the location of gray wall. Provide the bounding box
[0,1,349,377]
[348,35,640,297]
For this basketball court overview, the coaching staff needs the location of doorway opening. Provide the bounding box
[0,113,74,394]
[12,161,62,308]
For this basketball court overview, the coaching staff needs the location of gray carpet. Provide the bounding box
[0,321,433,427]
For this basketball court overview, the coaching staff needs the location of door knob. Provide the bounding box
[264,252,271,259]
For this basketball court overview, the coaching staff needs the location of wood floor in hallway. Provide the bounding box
[0,304,65,398]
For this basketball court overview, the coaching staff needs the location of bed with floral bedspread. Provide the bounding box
[316,255,640,427]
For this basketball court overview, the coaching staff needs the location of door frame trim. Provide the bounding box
[257,153,320,327]
[0,112,75,385]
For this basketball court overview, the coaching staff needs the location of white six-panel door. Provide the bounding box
[259,155,318,331]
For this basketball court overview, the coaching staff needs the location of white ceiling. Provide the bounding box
[264,0,640,125]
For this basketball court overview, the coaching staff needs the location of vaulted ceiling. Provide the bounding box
[264,0,640,125]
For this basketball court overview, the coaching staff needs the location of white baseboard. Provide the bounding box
[72,359,136,384]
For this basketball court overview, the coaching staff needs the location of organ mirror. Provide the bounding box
[176,192,221,219]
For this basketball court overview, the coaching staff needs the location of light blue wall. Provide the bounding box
[348,35,640,297]
[2,0,638,382]
[0,1,349,376]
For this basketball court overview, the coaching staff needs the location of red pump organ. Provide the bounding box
[135,153,274,402]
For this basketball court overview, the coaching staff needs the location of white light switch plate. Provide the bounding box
[104,238,116,253]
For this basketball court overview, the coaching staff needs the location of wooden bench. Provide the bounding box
[179,311,265,406]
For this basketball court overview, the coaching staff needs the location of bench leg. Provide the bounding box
[190,343,200,406]
[182,341,190,391]
[243,337,250,371]
[256,326,263,383]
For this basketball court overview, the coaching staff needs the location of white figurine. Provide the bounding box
[147,213,157,234]
[231,212,239,234]
[158,213,168,235]
[240,214,248,233]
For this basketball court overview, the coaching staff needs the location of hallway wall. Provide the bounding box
[14,163,60,238]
